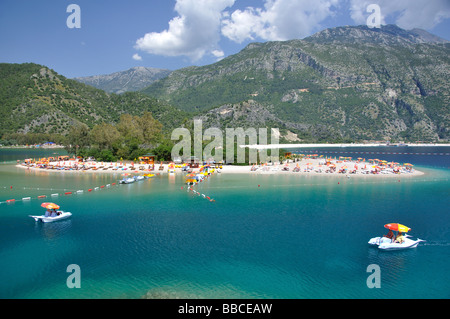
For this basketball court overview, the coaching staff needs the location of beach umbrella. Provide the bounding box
[41,202,60,210]
[384,223,411,233]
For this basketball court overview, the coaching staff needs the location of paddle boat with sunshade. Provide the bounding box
[29,203,72,223]
[368,223,425,250]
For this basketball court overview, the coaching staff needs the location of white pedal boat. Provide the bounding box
[369,223,425,250]
[120,177,135,184]
[368,235,425,250]
[30,211,72,223]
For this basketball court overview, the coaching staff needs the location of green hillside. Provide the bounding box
[0,63,187,137]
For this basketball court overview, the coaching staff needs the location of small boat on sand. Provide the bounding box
[368,223,425,250]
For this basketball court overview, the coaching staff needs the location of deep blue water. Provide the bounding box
[0,147,449,299]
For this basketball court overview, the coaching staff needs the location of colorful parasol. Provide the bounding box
[384,223,411,233]
[41,202,60,210]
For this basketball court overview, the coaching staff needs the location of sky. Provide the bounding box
[1,0,449,78]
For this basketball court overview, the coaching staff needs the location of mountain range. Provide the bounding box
[1,24,449,143]
[73,67,172,94]
[141,24,450,142]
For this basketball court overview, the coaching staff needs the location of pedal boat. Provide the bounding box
[30,211,72,223]
[119,177,135,184]
[368,223,425,250]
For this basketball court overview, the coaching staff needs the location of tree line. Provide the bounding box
[1,112,175,162]
[66,112,175,162]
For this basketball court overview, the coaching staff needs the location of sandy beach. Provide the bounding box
[16,157,423,178]
[221,159,423,178]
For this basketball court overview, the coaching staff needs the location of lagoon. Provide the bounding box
[0,147,449,298]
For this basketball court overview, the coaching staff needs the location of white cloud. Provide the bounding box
[132,53,142,61]
[349,0,450,30]
[221,0,339,43]
[211,49,225,61]
[135,0,235,61]
[211,49,225,58]
[134,0,449,61]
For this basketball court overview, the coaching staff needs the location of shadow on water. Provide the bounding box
[33,219,73,240]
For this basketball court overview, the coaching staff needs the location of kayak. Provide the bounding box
[29,211,72,223]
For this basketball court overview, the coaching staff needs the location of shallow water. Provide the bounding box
[0,147,449,298]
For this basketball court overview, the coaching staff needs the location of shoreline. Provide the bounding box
[240,143,450,149]
[0,145,65,149]
[15,158,424,178]
[220,160,424,178]
[2,143,450,150]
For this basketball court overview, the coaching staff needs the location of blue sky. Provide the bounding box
[1,0,449,78]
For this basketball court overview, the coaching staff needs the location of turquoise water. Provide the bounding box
[0,147,449,299]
